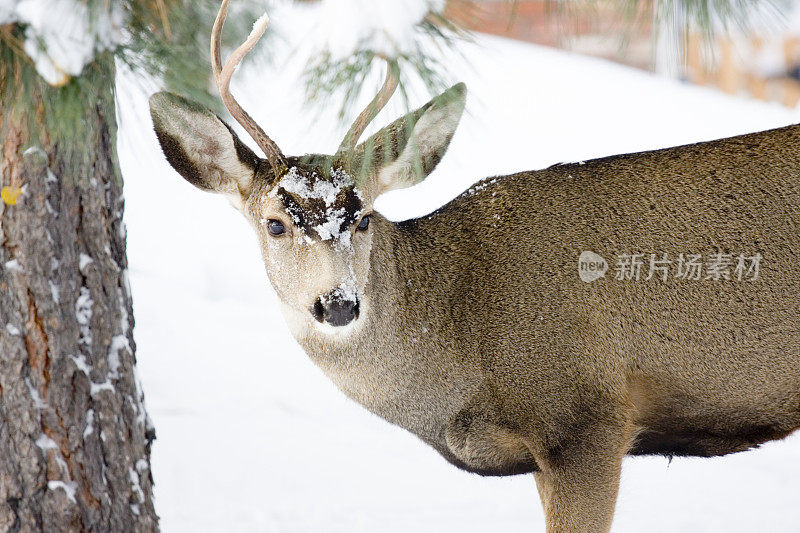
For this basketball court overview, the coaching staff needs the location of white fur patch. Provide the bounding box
[312,317,361,338]
[279,301,314,337]
[227,193,244,211]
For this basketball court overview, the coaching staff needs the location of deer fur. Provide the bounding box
[149,40,800,533]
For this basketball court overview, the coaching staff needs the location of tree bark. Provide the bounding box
[0,72,159,530]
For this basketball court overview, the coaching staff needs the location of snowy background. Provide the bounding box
[117,26,800,533]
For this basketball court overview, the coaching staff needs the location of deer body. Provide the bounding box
[149,3,800,530]
[290,125,800,484]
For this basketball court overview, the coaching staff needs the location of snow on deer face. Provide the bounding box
[244,157,374,333]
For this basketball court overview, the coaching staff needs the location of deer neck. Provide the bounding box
[280,213,480,434]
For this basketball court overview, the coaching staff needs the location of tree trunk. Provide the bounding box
[0,67,159,530]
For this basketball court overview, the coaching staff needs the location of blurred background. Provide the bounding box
[3,1,800,531]
[453,0,800,107]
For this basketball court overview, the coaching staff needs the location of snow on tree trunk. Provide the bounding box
[0,72,158,530]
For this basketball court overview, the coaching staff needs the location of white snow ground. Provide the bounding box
[117,33,800,532]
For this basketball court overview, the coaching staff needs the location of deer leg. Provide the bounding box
[532,423,634,533]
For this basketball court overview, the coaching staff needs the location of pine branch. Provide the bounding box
[301,3,469,127]
[1,0,262,146]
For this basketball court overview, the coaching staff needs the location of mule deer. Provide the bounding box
[148,1,800,531]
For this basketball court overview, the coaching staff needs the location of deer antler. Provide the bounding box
[211,0,287,177]
[336,56,400,155]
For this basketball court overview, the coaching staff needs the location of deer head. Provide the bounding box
[149,0,466,333]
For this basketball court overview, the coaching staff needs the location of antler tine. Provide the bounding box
[336,56,400,155]
[211,0,287,177]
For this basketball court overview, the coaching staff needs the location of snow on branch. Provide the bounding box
[309,0,446,59]
[5,0,126,86]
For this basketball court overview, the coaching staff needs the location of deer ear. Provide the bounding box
[149,91,259,197]
[352,83,466,198]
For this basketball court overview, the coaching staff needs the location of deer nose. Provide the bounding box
[312,293,360,327]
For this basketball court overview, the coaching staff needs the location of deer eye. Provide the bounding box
[357,215,371,231]
[267,219,285,237]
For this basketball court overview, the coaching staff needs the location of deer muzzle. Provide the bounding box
[312,289,360,327]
